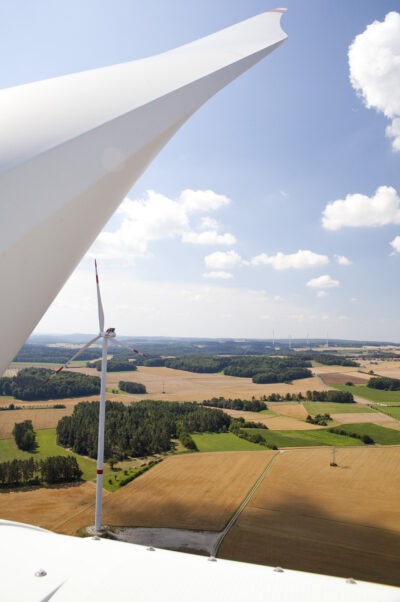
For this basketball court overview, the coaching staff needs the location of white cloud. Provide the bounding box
[182,230,236,245]
[335,254,352,266]
[307,275,340,289]
[348,11,400,151]
[317,291,328,298]
[204,250,243,269]
[251,249,329,270]
[180,189,230,212]
[90,189,235,262]
[279,190,289,198]
[203,271,233,279]
[390,235,400,253]
[322,186,400,230]
[350,297,358,302]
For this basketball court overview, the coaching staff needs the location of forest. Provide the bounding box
[119,381,146,394]
[0,456,82,487]
[0,368,100,401]
[56,400,231,459]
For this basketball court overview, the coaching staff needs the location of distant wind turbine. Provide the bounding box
[44,260,147,532]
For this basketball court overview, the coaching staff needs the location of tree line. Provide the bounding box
[0,368,100,401]
[0,456,82,488]
[119,381,146,394]
[368,376,400,391]
[56,400,231,459]
[202,397,267,412]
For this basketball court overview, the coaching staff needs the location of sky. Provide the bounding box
[2,0,400,341]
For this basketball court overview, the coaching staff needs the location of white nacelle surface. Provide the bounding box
[1,520,399,602]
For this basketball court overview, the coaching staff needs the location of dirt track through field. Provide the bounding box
[219,446,400,587]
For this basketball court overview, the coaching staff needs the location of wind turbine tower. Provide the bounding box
[44,260,146,532]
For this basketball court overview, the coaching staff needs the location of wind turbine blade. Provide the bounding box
[95,260,105,332]
[0,10,287,376]
[42,334,101,384]
[111,338,148,358]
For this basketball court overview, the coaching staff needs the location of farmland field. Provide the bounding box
[338,422,400,445]
[331,411,400,429]
[376,406,400,420]
[304,401,374,415]
[55,451,276,534]
[242,428,362,448]
[318,372,369,385]
[335,384,400,404]
[0,407,74,438]
[71,365,329,401]
[192,432,265,452]
[219,447,400,587]
[221,408,318,430]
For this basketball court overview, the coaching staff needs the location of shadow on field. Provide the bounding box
[219,492,400,587]
[0,480,86,494]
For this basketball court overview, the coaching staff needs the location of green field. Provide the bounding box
[0,429,116,489]
[335,384,400,404]
[243,428,362,448]
[192,432,265,452]
[374,406,400,420]
[0,395,15,402]
[338,423,400,445]
[259,409,276,416]
[304,402,374,415]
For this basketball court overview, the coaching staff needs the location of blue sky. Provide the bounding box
[2,0,400,341]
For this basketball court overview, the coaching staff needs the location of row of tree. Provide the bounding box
[0,368,100,401]
[56,400,230,459]
[202,397,267,412]
[252,367,312,383]
[0,456,82,487]
[368,376,400,391]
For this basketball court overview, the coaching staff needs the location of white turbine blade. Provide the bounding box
[95,259,105,333]
[111,338,148,358]
[42,334,101,384]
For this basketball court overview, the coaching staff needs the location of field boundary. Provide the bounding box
[213,452,282,556]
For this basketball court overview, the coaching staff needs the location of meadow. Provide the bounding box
[376,406,400,420]
[304,401,374,415]
[338,423,400,445]
[335,384,400,404]
[242,428,362,448]
[192,432,265,452]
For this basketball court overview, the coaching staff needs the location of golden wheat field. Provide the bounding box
[0,407,75,438]
[220,447,400,587]
[73,365,329,402]
[0,451,274,535]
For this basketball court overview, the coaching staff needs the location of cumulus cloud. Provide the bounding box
[317,291,328,298]
[204,250,243,270]
[203,271,233,279]
[348,11,400,151]
[90,189,236,262]
[307,275,340,289]
[334,254,352,266]
[182,231,236,245]
[390,235,400,253]
[251,249,329,270]
[322,186,400,230]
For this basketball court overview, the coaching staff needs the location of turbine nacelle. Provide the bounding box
[102,328,116,338]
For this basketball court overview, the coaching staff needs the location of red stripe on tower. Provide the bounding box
[97,469,103,475]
